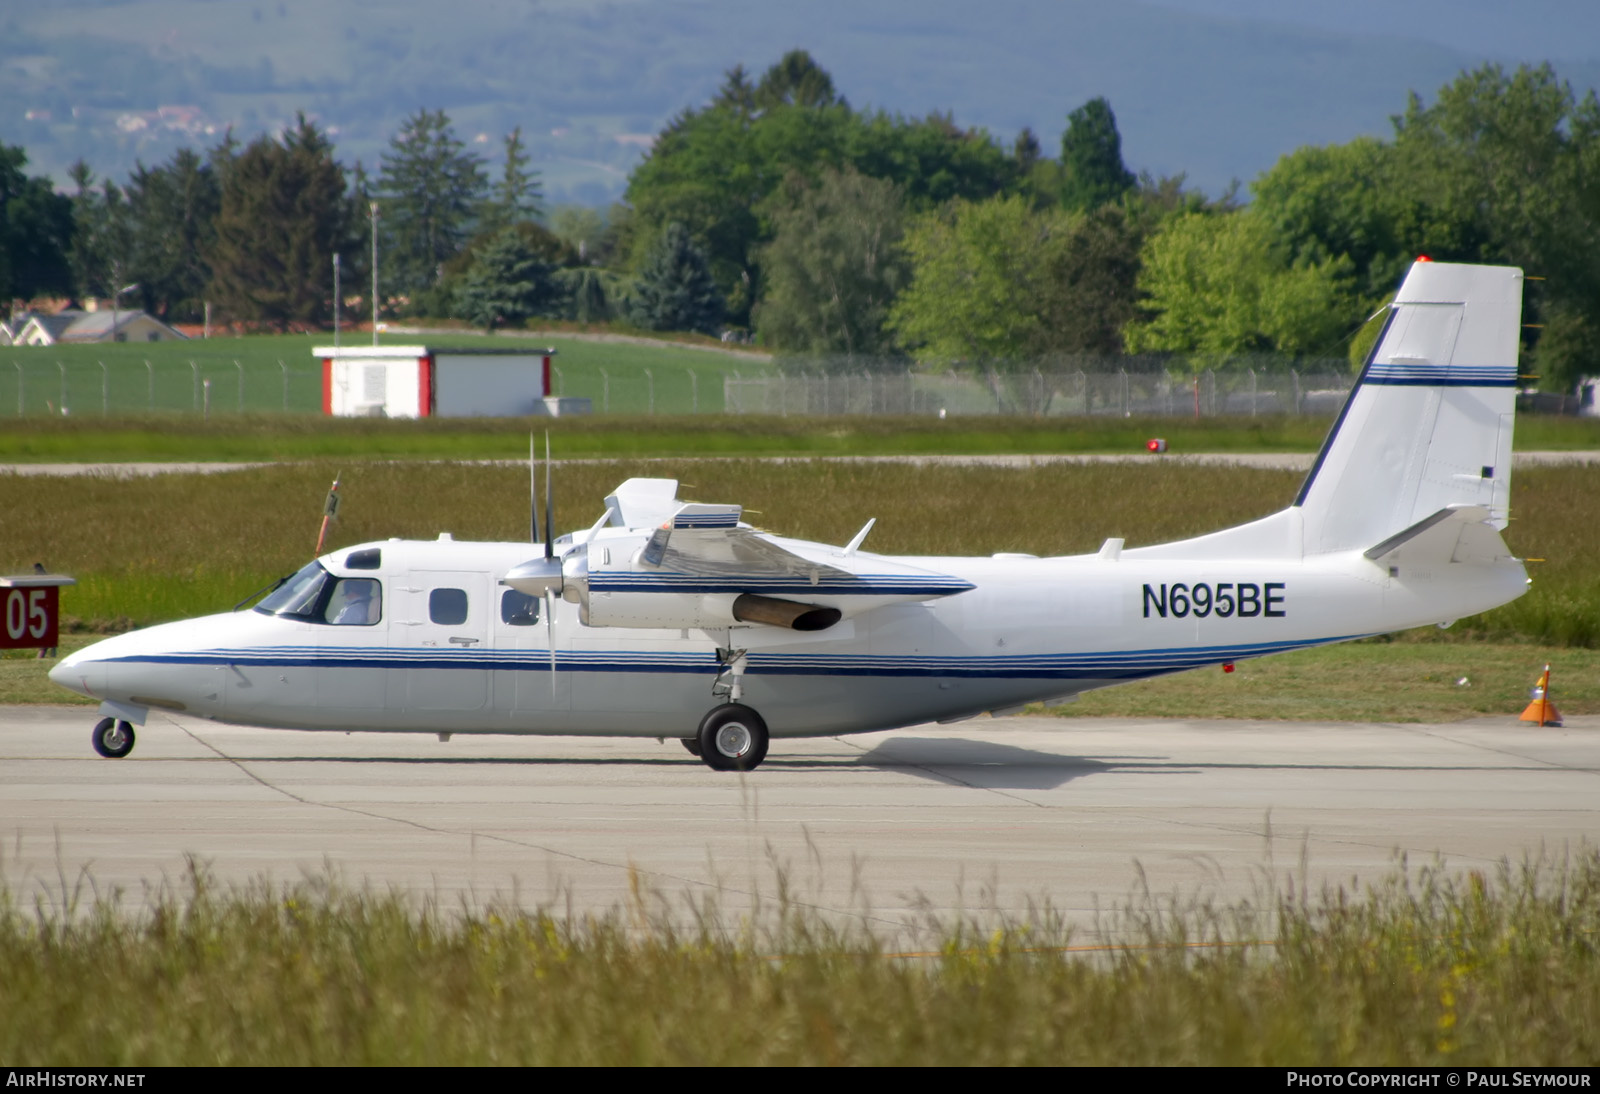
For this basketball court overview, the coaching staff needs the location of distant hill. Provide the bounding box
[4,0,1597,203]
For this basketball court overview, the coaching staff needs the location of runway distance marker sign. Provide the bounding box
[0,575,75,650]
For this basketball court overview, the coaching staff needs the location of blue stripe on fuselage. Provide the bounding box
[97,634,1365,681]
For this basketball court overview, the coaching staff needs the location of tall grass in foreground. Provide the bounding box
[2,852,1598,1065]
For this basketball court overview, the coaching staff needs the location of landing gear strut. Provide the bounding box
[696,703,769,771]
[91,717,136,758]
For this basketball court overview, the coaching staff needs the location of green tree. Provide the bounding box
[123,147,220,322]
[1250,138,1415,309]
[554,266,630,324]
[1034,204,1144,357]
[628,221,724,334]
[1124,210,1356,361]
[207,116,355,328]
[65,160,127,303]
[888,194,1062,361]
[0,142,74,305]
[1059,97,1135,213]
[1390,63,1600,389]
[480,126,543,235]
[1251,63,1600,389]
[756,167,909,360]
[889,194,1145,363]
[452,227,560,331]
[712,64,757,118]
[754,49,842,112]
[377,109,488,303]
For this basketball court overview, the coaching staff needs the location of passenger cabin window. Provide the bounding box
[429,588,469,625]
[326,578,382,625]
[500,589,540,626]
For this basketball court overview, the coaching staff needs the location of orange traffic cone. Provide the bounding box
[1520,664,1563,727]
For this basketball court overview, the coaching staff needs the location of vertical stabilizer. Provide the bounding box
[1295,260,1523,556]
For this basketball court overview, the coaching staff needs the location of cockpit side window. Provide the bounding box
[325,578,383,625]
[253,563,383,626]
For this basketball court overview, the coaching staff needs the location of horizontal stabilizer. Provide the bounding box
[1363,504,1512,568]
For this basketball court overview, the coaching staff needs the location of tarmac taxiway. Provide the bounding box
[4,706,1596,931]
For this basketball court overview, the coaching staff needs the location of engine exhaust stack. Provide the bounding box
[733,594,841,632]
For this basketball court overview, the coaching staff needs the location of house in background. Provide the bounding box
[1,308,187,346]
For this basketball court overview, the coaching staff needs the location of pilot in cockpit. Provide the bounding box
[329,579,381,625]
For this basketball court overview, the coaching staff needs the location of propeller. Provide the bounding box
[503,438,616,691]
[545,433,555,562]
[543,432,557,689]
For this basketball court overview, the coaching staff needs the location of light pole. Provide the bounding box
[111,279,138,343]
[369,202,380,346]
[333,252,341,348]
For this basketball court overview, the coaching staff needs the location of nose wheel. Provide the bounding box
[696,704,769,771]
[91,717,136,759]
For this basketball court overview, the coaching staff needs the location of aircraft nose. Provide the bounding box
[49,651,103,698]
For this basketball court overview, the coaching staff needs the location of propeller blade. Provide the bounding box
[546,589,558,693]
[529,434,540,545]
[543,432,555,561]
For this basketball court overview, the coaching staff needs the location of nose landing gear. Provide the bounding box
[91,717,136,758]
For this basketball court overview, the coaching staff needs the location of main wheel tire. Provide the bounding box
[680,738,702,757]
[696,704,769,772]
[91,717,136,759]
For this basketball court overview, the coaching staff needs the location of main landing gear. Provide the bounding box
[91,717,136,758]
[694,703,769,771]
[687,645,770,771]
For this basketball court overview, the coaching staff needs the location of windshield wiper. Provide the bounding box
[234,573,293,612]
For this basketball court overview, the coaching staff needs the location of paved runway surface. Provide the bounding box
[4,706,1597,931]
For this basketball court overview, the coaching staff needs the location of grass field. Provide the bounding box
[1,330,773,417]
[1,411,1598,463]
[3,850,1598,1065]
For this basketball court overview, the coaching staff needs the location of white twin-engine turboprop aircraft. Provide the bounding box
[52,260,1532,770]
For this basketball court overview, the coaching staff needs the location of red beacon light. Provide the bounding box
[1146,438,1167,454]
[1416,254,1432,262]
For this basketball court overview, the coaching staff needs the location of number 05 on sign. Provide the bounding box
[1,574,75,650]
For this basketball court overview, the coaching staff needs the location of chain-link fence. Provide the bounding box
[725,366,1354,417]
[3,353,1357,419]
[3,357,325,416]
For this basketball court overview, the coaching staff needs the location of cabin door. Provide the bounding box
[394,570,491,712]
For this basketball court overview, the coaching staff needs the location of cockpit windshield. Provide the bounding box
[254,561,330,619]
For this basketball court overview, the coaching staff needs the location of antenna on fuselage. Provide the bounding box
[313,472,342,558]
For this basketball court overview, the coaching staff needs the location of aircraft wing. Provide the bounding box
[606,505,972,601]
[510,481,974,632]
